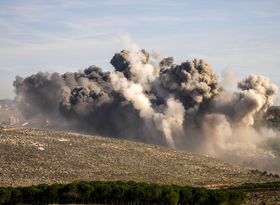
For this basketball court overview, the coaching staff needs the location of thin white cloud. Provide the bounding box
[63,16,132,34]
[0,3,55,22]
[99,0,185,7]
[0,66,24,71]
[140,15,226,23]
[53,0,93,9]
[0,0,92,24]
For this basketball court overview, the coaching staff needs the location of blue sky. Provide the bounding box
[0,0,280,102]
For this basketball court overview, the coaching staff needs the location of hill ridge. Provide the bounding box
[0,128,277,187]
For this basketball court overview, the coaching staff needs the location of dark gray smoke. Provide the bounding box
[14,66,155,143]
[14,48,280,171]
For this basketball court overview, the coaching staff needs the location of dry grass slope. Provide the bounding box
[0,128,277,187]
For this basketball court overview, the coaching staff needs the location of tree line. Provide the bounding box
[0,180,246,205]
[230,181,280,191]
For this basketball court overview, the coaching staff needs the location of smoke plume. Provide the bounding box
[14,48,280,171]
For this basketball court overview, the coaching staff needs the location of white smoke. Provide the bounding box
[110,52,185,148]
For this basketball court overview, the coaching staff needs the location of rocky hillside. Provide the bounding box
[0,128,278,187]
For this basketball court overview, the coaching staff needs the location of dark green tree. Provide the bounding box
[0,187,11,204]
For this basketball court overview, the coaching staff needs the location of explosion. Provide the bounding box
[14,48,280,171]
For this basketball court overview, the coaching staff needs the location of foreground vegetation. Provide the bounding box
[0,180,246,205]
[2,180,280,204]
[230,181,280,191]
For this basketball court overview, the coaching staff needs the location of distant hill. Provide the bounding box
[263,106,280,129]
[0,128,278,188]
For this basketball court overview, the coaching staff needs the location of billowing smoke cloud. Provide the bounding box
[14,48,280,171]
